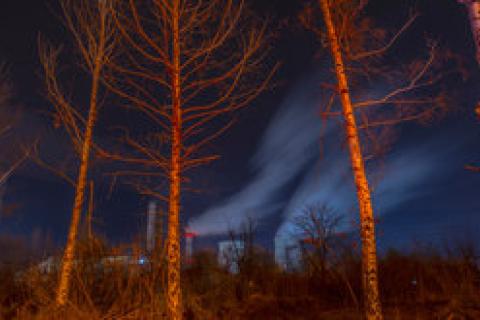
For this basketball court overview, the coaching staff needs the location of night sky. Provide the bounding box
[0,0,479,254]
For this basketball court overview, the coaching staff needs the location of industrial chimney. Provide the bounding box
[146,201,157,252]
[184,228,197,263]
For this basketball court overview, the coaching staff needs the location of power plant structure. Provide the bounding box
[144,201,200,265]
[144,204,302,271]
[184,228,197,263]
[144,200,166,258]
[217,240,245,273]
[146,201,157,253]
[274,228,302,271]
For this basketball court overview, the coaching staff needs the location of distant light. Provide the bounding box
[185,232,197,238]
[138,258,146,265]
[184,227,198,238]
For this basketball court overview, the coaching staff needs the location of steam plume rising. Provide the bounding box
[189,73,461,237]
[188,74,326,235]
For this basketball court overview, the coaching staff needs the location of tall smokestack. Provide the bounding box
[184,229,197,263]
[146,201,157,252]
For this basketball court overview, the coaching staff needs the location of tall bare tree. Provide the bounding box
[100,1,276,318]
[319,2,383,317]
[38,0,117,306]
[301,0,461,318]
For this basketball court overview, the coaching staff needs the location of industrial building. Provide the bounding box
[34,200,307,275]
[217,240,245,273]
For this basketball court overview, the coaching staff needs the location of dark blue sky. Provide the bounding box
[0,0,479,253]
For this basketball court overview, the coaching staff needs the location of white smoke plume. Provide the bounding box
[189,72,461,238]
[188,74,328,235]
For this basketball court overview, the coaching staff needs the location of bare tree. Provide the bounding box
[292,204,359,307]
[316,3,383,317]
[300,1,462,318]
[293,204,342,276]
[97,1,277,318]
[38,0,117,306]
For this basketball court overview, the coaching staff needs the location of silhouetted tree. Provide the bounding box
[293,204,342,276]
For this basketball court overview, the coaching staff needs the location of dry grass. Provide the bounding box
[0,237,479,319]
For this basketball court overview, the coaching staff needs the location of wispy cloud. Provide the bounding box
[190,71,463,238]
[188,74,328,235]
[276,134,457,237]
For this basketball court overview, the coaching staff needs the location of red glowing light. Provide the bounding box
[184,228,197,238]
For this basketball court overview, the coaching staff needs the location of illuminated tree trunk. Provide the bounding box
[55,63,101,306]
[54,6,108,304]
[166,0,182,318]
[107,1,275,317]
[319,0,383,319]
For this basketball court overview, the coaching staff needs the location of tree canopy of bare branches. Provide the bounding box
[96,1,277,318]
[302,0,463,160]
[38,0,118,306]
[302,1,463,319]
[293,204,343,275]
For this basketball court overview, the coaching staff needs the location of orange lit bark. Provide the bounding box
[107,2,275,317]
[56,62,101,306]
[166,0,182,318]
[319,0,383,319]
[55,5,107,306]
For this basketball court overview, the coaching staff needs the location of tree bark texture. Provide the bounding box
[166,0,183,318]
[55,63,101,306]
[319,1,383,319]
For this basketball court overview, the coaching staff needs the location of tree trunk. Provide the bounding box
[166,0,183,318]
[319,0,383,319]
[55,64,101,307]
